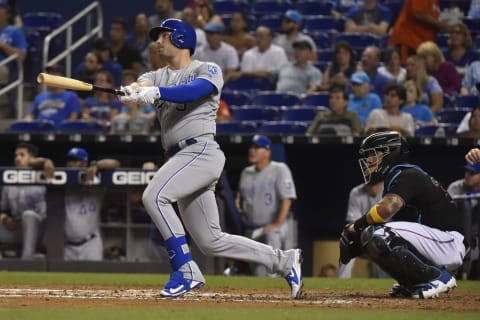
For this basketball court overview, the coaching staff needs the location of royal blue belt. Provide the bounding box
[165,138,198,158]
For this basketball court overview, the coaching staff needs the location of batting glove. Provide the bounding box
[133,86,161,107]
[119,85,137,104]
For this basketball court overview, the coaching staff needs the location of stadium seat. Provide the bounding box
[257,14,283,33]
[332,33,380,51]
[230,106,280,122]
[252,0,293,17]
[221,14,257,32]
[57,120,106,133]
[302,93,330,107]
[295,1,332,16]
[23,12,63,35]
[221,91,252,106]
[252,92,301,107]
[415,123,458,137]
[310,31,331,49]
[303,15,341,33]
[281,106,327,122]
[455,95,479,109]
[437,33,449,48]
[8,120,56,132]
[216,121,257,134]
[317,48,333,62]
[258,121,309,135]
[213,0,250,15]
[462,18,480,34]
[224,76,275,92]
[436,108,471,125]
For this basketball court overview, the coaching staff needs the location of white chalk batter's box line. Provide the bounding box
[0,288,357,305]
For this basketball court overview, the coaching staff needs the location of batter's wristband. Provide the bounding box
[353,215,369,232]
[368,205,386,224]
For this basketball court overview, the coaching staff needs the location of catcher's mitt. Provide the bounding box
[339,225,363,264]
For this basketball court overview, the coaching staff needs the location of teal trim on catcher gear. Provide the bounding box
[164,236,192,270]
[160,271,204,298]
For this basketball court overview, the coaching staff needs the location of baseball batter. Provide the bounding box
[0,143,53,259]
[63,147,120,261]
[341,131,467,299]
[120,19,303,298]
[237,135,297,276]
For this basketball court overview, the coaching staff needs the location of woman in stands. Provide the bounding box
[222,11,255,60]
[193,0,223,28]
[443,22,479,76]
[378,46,406,84]
[73,51,104,99]
[405,55,443,114]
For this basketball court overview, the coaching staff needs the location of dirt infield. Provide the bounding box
[0,285,479,311]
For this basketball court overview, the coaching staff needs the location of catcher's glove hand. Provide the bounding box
[339,224,363,264]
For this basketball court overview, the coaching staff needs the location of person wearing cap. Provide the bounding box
[24,65,82,128]
[231,26,287,82]
[273,9,317,62]
[193,21,239,82]
[236,135,297,277]
[0,143,53,259]
[276,39,322,94]
[345,0,392,37]
[346,70,382,125]
[61,147,120,261]
[108,18,143,74]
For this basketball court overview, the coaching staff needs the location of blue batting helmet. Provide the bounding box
[67,147,89,162]
[149,19,197,55]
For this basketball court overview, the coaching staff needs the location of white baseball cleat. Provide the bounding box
[285,249,303,299]
[160,271,205,298]
[411,267,457,299]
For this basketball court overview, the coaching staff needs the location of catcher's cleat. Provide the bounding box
[285,249,303,299]
[390,283,414,298]
[411,267,457,299]
[160,271,204,298]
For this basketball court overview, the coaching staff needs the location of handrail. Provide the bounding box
[42,1,103,78]
[0,53,24,119]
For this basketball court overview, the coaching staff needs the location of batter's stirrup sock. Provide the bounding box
[164,236,193,270]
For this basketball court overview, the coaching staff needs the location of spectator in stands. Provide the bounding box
[365,83,415,137]
[346,71,382,126]
[148,0,177,27]
[457,107,480,139]
[231,26,287,83]
[194,22,238,82]
[273,10,317,62]
[468,0,480,18]
[378,46,406,84]
[443,22,479,76]
[0,142,52,260]
[73,51,104,99]
[147,41,167,71]
[417,41,461,96]
[405,55,443,114]
[461,61,480,96]
[60,147,120,261]
[81,71,123,128]
[25,65,81,127]
[315,40,356,92]
[126,12,151,69]
[402,80,436,125]
[6,0,21,27]
[216,99,231,122]
[193,0,223,28]
[121,69,156,122]
[306,85,362,137]
[177,7,207,54]
[388,0,449,64]
[80,38,123,86]
[344,0,392,37]
[331,0,365,17]
[276,40,322,94]
[109,18,143,74]
[222,11,255,61]
[360,46,391,97]
[448,161,480,197]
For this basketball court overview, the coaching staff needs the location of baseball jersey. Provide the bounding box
[64,186,105,242]
[0,186,46,220]
[346,183,383,223]
[138,60,223,150]
[273,33,317,62]
[0,25,27,61]
[276,61,323,94]
[238,161,297,228]
[28,91,82,127]
[384,164,462,233]
[193,42,239,73]
[83,96,123,121]
[241,44,288,73]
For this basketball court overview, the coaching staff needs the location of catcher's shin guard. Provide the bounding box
[360,226,441,288]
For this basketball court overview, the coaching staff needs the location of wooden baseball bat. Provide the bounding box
[36,73,125,96]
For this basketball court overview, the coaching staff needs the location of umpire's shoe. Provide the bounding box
[412,267,457,299]
[160,271,205,298]
[285,249,303,299]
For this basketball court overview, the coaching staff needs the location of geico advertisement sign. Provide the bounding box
[2,170,67,185]
[112,171,155,185]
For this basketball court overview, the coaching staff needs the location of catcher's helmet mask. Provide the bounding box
[149,19,197,55]
[358,131,408,184]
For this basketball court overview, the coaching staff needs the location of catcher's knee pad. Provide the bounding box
[361,226,441,287]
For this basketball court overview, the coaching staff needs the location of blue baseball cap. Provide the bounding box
[204,22,224,33]
[0,0,9,9]
[465,162,480,173]
[284,10,302,25]
[351,71,370,85]
[252,135,272,150]
[67,147,89,162]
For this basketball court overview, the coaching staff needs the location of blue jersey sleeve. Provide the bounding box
[158,78,216,103]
